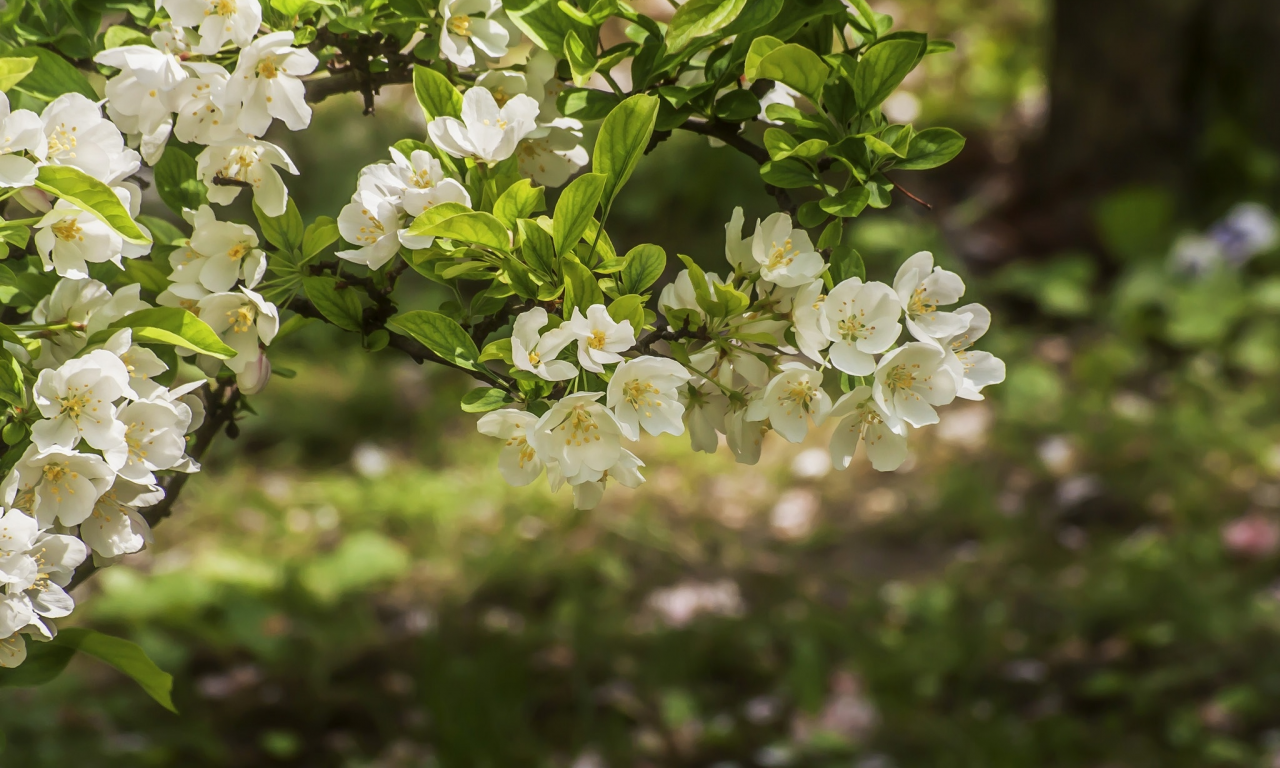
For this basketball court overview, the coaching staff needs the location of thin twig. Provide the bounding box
[890,178,933,210]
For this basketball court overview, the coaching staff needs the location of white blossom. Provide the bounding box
[336,189,403,270]
[222,31,318,136]
[528,392,627,482]
[438,0,511,69]
[34,200,128,278]
[567,449,645,511]
[747,364,832,443]
[683,381,728,454]
[197,139,297,217]
[828,386,908,472]
[197,287,279,374]
[170,205,266,293]
[427,86,540,166]
[725,404,768,465]
[477,408,545,486]
[94,44,186,161]
[30,349,136,457]
[79,479,161,559]
[0,92,45,188]
[791,279,830,364]
[510,307,576,381]
[40,93,140,186]
[560,305,635,374]
[161,0,263,54]
[0,509,86,640]
[892,251,970,343]
[606,356,690,439]
[820,278,901,375]
[172,62,240,145]
[658,268,724,325]
[751,212,824,288]
[2,445,116,528]
[872,341,957,428]
[939,303,1006,400]
[516,119,588,187]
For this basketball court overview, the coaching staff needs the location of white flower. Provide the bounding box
[791,279,830,364]
[819,278,902,375]
[747,364,832,443]
[336,190,404,270]
[516,119,589,187]
[27,279,115,369]
[427,86,540,166]
[751,212,824,288]
[172,62,240,145]
[33,200,128,278]
[939,303,1005,401]
[349,149,471,251]
[723,207,756,275]
[658,268,724,325]
[40,93,140,185]
[103,329,171,396]
[683,381,727,454]
[2,445,116,528]
[31,349,136,457]
[386,149,471,219]
[94,44,186,161]
[222,31,318,136]
[892,251,970,343]
[477,408,545,486]
[170,205,266,293]
[197,139,298,217]
[198,287,279,373]
[161,0,263,54]
[606,356,691,439]
[566,449,645,511]
[872,341,957,428]
[828,386,908,471]
[560,305,635,374]
[116,398,192,484]
[0,510,86,638]
[79,478,161,559]
[510,307,576,381]
[438,0,511,69]
[725,404,768,465]
[0,92,45,188]
[528,392,627,482]
[758,83,799,124]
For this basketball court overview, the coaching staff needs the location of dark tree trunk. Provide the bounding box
[963,0,1280,264]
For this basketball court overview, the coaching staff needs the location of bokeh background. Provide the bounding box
[7,0,1280,765]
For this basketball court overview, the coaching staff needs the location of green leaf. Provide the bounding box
[714,89,761,121]
[461,387,511,413]
[818,219,843,250]
[108,307,238,358]
[34,166,150,246]
[820,186,871,217]
[410,211,511,252]
[517,218,558,277]
[493,179,546,230]
[153,145,206,215]
[0,56,37,92]
[254,197,304,253]
[0,641,75,687]
[503,255,539,299]
[558,88,621,120]
[926,39,956,54]
[830,245,865,284]
[302,276,363,332]
[853,39,922,112]
[302,216,339,259]
[412,64,462,120]
[745,41,829,105]
[864,134,904,158]
[102,26,152,49]
[893,127,965,170]
[479,337,513,364]
[743,35,784,81]
[553,172,607,257]
[502,0,583,57]
[272,0,316,14]
[763,129,828,161]
[6,46,96,101]
[666,0,748,52]
[620,243,666,294]
[592,94,660,217]
[760,158,819,189]
[564,30,598,87]
[562,259,604,313]
[607,294,646,329]
[52,629,176,713]
[387,310,480,370]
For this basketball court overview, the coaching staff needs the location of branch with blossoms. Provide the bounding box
[0,0,1001,693]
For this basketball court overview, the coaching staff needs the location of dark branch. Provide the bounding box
[676,118,771,165]
[303,68,414,105]
[889,177,934,210]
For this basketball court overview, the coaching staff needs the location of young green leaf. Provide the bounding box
[760,158,819,189]
[745,41,830,105]
[666,0,748,52]
[107,307,238,359]
[0,642,76,688]
[830,245,866,284]
[743,35,784,81]
[517,218,558,277]
[893,127,966,170]
[153,145,208,216]
[620,243,667,294]
[493,179,546,229]
[387,311,481,370]
[0,56,37,92]
[34,166,150,246]
[564,30,598,87]
[820,186,871,217]
[853,39,922,112]
[303,276,364,332]
[461,387,511,413]
[553,172,607,257]
[410,211,512,252]
[607,293,646,329]
[7,46,96,101]
[52,629,176,713]
[254,197,305,253]
[502,0,583,57]
[562,259,605,313]
[412,63,463,120]
[558,88,622,120]
[302,216,340,259]
[591,94,660,217]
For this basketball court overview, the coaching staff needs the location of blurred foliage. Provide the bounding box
[7,0,1280,766]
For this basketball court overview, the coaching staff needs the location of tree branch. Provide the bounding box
[303,67,414,105]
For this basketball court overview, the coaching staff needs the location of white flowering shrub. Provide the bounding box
[0,0,1002,696]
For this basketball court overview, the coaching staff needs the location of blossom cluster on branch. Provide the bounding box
[0,0,998,681]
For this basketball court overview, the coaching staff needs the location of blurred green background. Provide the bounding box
[8,0,1280,765]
